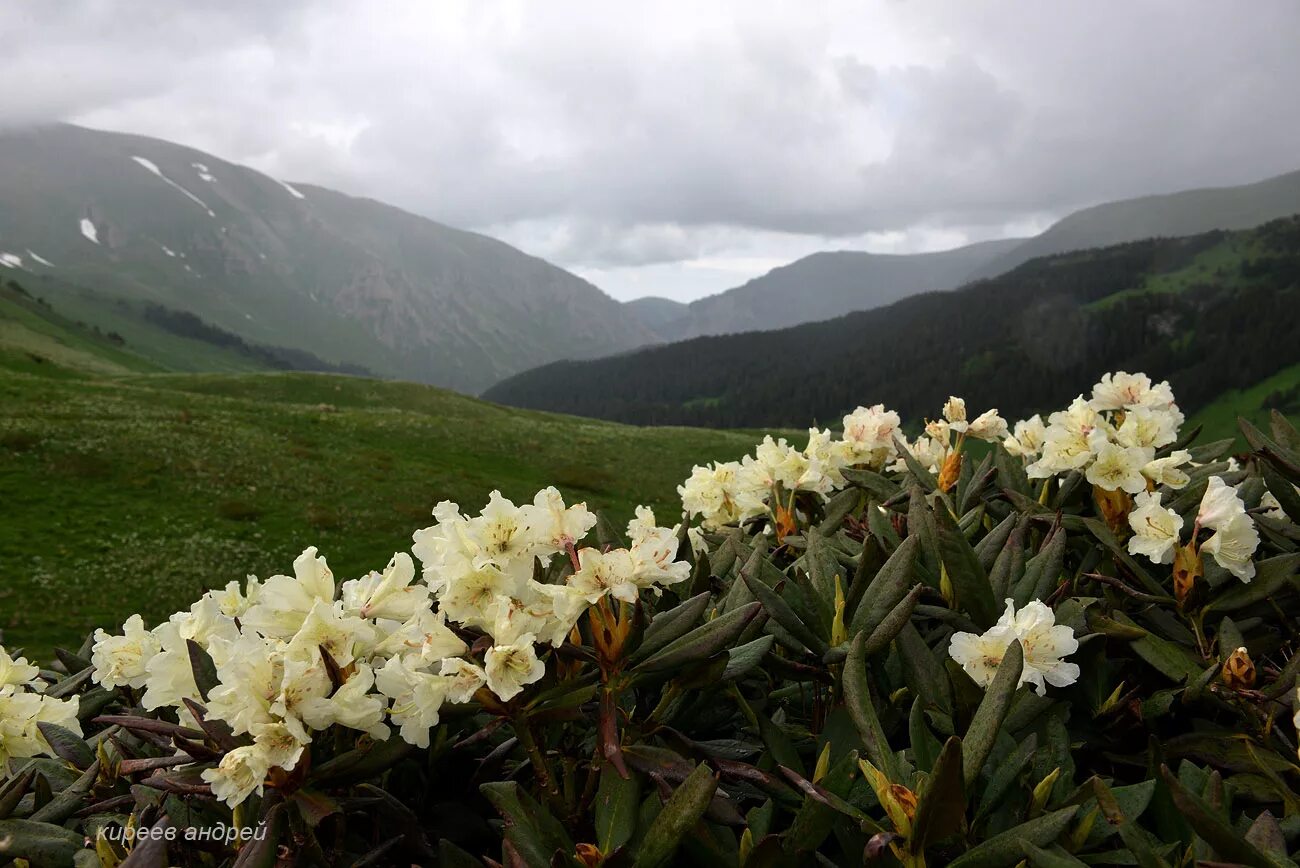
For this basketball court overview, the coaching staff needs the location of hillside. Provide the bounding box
[0,123,655,392]
[485,216,1300,434]
[0,357,766,658]
[971,168,1300,280]
[654,239,1023,340]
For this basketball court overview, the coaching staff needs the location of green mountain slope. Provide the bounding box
[657,239,1024,340]
[0,361,765,658]
[970,168,1300,280]
[484,217,1300,430]
[0,123,654,392]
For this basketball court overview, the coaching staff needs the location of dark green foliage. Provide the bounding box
[485,217,1300,430]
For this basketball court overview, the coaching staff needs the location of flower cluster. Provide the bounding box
[679,404,901,529]
[1127,476,1261,581]
[890,396,1008,482]
[948,600,1081,696]
[1006,372,1190,493]
[0,645,81,765]
[89,487,689,807]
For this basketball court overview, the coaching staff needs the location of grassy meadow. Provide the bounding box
[0,368,770,658]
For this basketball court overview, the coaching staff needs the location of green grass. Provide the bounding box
[0,368,766,658]
[1087,234,1260,311]
[1188,362,1300,445]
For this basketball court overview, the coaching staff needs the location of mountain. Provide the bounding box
[652,239,1024,341]
[624,296,689,331]
[646,168,1300,343]
[0,123,654,392]
[971,168,1300,280]
[484,217,1300,429]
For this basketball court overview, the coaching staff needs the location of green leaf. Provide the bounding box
[989,521,1027,602]
[963,640,1024,790]
[784,749,861,853]
[947,806,1079,868]
[897,622,954,715]
[722,634,775,682]
[862,585,924,657]
[1260,460,1300,523]
[631,762,719,868]
[481,781,573,868]
[636,601,761,671]
[0,816,94,862]
[842,467,902,501]
[1021,841,1090,867]
[1240,416,1300,480]
[34,722,94,770]
[0,770,34,821]
[595,765,640,856]
[29,759,98,824]
[1159,765,1275,867]
[932,498,999,627]
[1203,553,1300,613]
[636,592,712,660]
[911,736,965,852]
[1014,525,1067,608]
[743,573,829,656]
[803,527,843,606]
[843,631,901,782]
[976,733,1038,819]
[849,535,919,635]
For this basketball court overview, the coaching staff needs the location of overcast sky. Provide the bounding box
[3,2,1298,301]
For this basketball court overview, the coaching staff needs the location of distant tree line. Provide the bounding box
[484,217,1300,428]
[140,304,372,377]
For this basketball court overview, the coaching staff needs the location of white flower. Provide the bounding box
[205,633,280,736]
[1004,415,1047,459]
[0,691,81,765]
[468,490,536,569]
[375,655,450,748]
[1197,476,1247,531]
[91,614,162,689]
[840,404,900,468]
[0,646,39,692]
[1114,406,1180,450]
[341,552,430,622]
[803,427,853,489]
[967,409,1009,442]
[520,487,597,551]
[1201,512,1260,583]
[1142,450,1192,489]
[1090,371,1159,411]
[250,721,308,771]
[524,582,592,646]
[484,635,546,702]
[1127,490,1184,565]
[439,658,488,704]
[1085,441,1154,494]
[1027,424,1101,479]
[370,609,468,666]
[439,565,513,629]
[299,663,389,740]
[206,578,259,619]
[942,396,968,432]
[948,600,1079,696]
[1261,487,1296,521]
[270,654,333,743]
[628,520,691,591]
[285,600,376,668]
[947,623,1019,689]
[201,745,269,808]
[678,461,755,529]
[568,548,639,604]
[241,547,336,640]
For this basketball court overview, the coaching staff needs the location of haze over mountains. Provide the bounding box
[2,123,1300,396]
[0,124,653,392]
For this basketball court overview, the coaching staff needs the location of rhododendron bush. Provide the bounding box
[2,372,1299,867]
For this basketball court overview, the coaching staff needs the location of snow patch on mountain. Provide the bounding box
[26,250,55,267]
[277,179,306,200]
[0,252,23,269]
[80,219,100,244]
[131,156,216,216]
[191,162,216,183]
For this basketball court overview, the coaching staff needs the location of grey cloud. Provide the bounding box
[2,1,1298,297]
